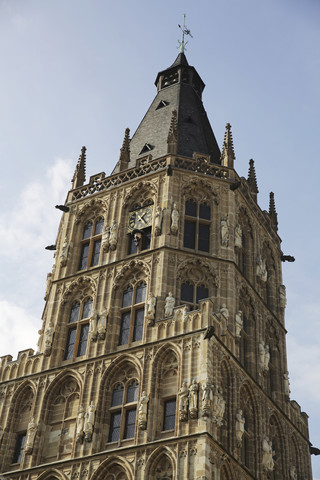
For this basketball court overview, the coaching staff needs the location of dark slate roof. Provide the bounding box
[112,53,221,174]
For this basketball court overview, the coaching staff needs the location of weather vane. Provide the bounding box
[178,14,193,53]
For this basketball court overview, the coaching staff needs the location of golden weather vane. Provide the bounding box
[178,14,193,53]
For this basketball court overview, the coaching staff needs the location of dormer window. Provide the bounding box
[139,143,154,155]
[156,100,169,110]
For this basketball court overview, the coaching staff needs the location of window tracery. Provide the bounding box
[108,379,139,443]
[64,297,92,360]
[79,217,104,270]
[183,199,211,252]
[119,283,146,346]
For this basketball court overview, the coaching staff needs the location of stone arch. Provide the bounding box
[112,259,151,291]
[61,276,97,305]
[182,178,219,205]
[7,380,36,420]
[75,197,108,225]
[239,382,258,475]
[145,446,176,480]
[91,455,133,480]
[219,359,234,450]
[220,460,234,480]
[123,180,157,208]
[268,412,285,479]
[289,432,301,479]
[42,369,83,410]
[37,469,69,480]
[177,257,219,288]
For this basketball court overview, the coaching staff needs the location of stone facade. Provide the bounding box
[0,52,313,479]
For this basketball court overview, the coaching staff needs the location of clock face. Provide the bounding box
[128,206,153,232]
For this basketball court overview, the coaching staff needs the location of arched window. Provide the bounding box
[79,217,104,270]
[240,385,257,475]
[119,283,146,345]
[108,380,139,443]
[64,298,92,360]
[183,200,211,252]
[8,386,34,467]
[180,281,208,310]
[150,453,173,479]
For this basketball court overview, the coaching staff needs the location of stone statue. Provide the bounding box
[138,391,149,430]
[235,409,245,446]
[146,293,156,323]
[89,310,98,342]
[212,387,225,426]
[44,272,52,300]
[219,304,229,333]
[59,237,69,267]
[170,203,179,235]
[84,402,95,442]
[44,321,54,356]
[202,382,213,417]
[102,225,110,252]
[97,308,108,340]
[234,224,242,248]
[257,255,267,282]
[25,417,37,454]
[36,328,44,354]
[235,310,243,338]
[164,292,175,317]
[264,344,270,371]
[262,435,274,471]
[289,465,297,480]
[178,382,189,421]
[284,371,290,395]
[279,284,287,309]
[109,221,118,250]
[76,405,85,443]
[154,205,163,236]
[258,341,266,371]
[188,379,199,419]
[220,214,230,247]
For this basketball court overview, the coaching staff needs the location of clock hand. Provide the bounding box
[137,213,147,223]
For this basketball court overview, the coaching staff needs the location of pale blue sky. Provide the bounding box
[0,0,319,476]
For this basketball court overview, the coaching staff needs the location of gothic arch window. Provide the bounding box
[180,280,209,310]
[127,200,153,255]
[64,297,92,360]
[265,324,280,399]
[240,385,257,475]
[119,282,146,346]
[41,377,80,463]
[269,414,284,479]
[79,217,104,270]
[183,199,211,252]
[219,361,232,450]
[236,209,253,281]
[108,379,139,443]
[149,453,173,479]
[238,294,255,376]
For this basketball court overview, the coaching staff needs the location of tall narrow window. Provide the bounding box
[181,281,209,310]
[79,218,104,270]
[184,200,211,252]
[108,380,139,443]
[163,399,176,431]
[119,283,146,345]
[64,298,92,360]
[12,432,26,464]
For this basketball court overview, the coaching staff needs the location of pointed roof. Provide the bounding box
[247,158,259,201]
[220,123,235,168]
[112,53,221,173]
[72,146,86,188]
[269,192,278,232]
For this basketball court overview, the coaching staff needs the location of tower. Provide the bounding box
[0,51,313,479]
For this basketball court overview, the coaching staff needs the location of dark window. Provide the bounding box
[108,381,138,443]
[13,432,26,463]
[184,200,211,252]
[79,218,104,270]
[181,282,209,310]
[128,227,152,255]
[163,399,176,431]
[119,283,146,345]
[64,298,92,360]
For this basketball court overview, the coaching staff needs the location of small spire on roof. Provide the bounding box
[247,158,259,202]
[220,123,235,168]
[71,146,86,189]
[118,128,131,171]
[269,192,278,232]
[167,110,178,154]
[178,14,193,53]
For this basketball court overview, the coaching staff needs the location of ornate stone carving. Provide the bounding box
[280,284,287,308]
[234,224,242,248]
[202,382,213,417]
[154,205,163,235]
[212,386,225,426]
[235,311,243,338]
[284,371,290,396]
[59,237,69,267]
[178,382,189,421]
[75,198,108,224]
[146,293,156,325]
[256,254,267,282]
[89,310,99,342]
[138,391,149,430]
[84,402,95,442]
[109,220,118,250]
[171,203,179,235]
[259,341,270,372]
[220,214,230,247]
[262,435,275,471]
[25,417,37,454]
[113,259,150,289]
[76,405,85,443]
[61,276,96,305]
[164,292,175,317]
[289,465,297,480]
[101,225,110,252]
[235,409,245,447]
[188,379,199,419]
[44,321,54,356]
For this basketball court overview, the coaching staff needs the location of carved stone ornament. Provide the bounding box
[178,382,189,421]
[188,379,199,419]
[76,405,85,443]
[59,237,69,267]
[258,342,270,373]
[146,293,157,324]
[262,435,275,471]
[170,203,179,235]
[138,391,149,430]
[235,310,243,338]
[44,321,54,356]
[220,214,230,247]
[235,409,245,447]
[164,292,175,317]
[212,386,226,426]
[25,417,37,454]
[109,220,118,250]
[84,401,95,442]
[234,224,242,248]
[154,205,163,236]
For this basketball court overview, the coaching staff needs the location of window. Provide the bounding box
[119,283,146,345]
[240,313,249,368]
[163,399,176,431]
[79,218,104,270]
[12,432,26,463]
[128,227,151,255]
[181,281,209,310]
[183,200,211,252]
[108,380,139,442]
[64,298,92,360]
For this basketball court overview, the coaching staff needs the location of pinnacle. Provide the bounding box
[247,158,259,198]
[118,128,131,171]
[269,192,278,232]
[220,123,235,168]
[167,110,178,154]
[72,146,86,188]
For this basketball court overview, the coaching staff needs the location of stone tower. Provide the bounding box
[0,52,313,479]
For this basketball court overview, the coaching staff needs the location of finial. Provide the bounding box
[247,158,259,202]
[118,127,131,171]
[167,110,178,154]
[269,192,278,232]
[178,14,193,53]
[220,123,235,168]
[71,146,86,189]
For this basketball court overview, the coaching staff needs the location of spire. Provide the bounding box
[178,14,193,53]
[269,192,278,232]
[118,128,131,171]
[167,110,178,154]
[220,123,235,168]
[247,158,258,202]
[72,146,86,189]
